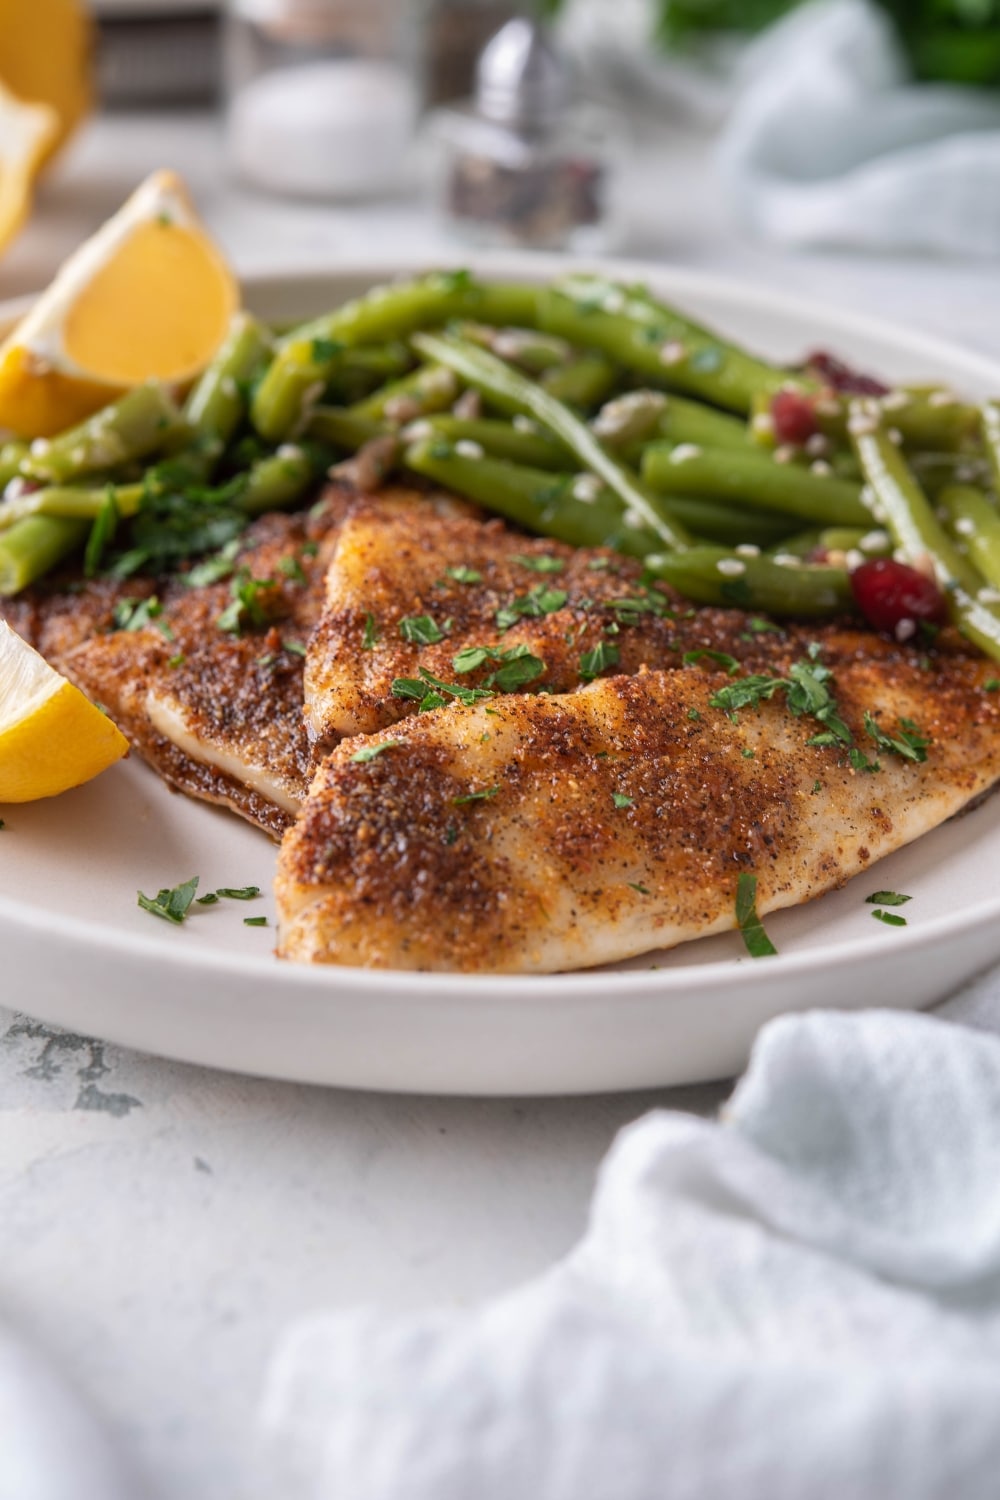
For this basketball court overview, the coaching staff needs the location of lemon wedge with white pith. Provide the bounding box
[0,81,59,259]
[0,620,128,802]
[0,169,239,439]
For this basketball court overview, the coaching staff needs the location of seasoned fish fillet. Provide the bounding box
[277,629,1000,972]
[60,483,474,837]
[307,504,750,742]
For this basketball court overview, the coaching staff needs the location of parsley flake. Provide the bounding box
[579,640,620,681]
[866,891,911,906]
[217,571,275,636]
[392,668,493,713]
[283,640,307,656]
[399,614,446,645]
[137,876,200,926]
[278,555,308,585]
[683,649,740,675]
[361,612,380,650]
[863,712,930,764]
[513,554,565,574]
[985,678,1000,692]
[612,792,633,808]
[244,916,269,927]
[351,740,401,762]
[84,489,120,577]
[215,886,261,900]
[628,881,652,896]
[446,565,482,584]
[687,708,702,722]
[454,784,500,804]
[872,909,907,927]
[496,585,568,631]
[735,873,777,958]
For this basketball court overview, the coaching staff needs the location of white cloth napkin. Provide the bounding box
[256,969,1000,1499]
[717,0,1000,254]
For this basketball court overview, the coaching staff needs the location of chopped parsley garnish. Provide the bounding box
[871,909,907,927]
[513,554,565,574]
[452,642,545,691]
[361,612,380,650]
[217,571,275,635]
[215,886,261,900]
[445,823,458,846]
[283,640,307,656]
[351,740,401,762]
[812,780,822,794]
[109,465,248,579]
[311,336,343,364]
[278,556,308,585]
[392,668,493,713]
[113,595,163,632]
[741,748,755,759]
[496,584,568,631]
[985,678,1000,692]
[612,792,633,808]
[587,557,612,572]
[195,892,219,905]
[168,653,186,669]
[628,881,652,896]
[399,614,446,645]
[453,784,500,804]
[863,712,930,764]
[137,875,200,925]
[446,565,482,584]
[746,617,783,635]
[865,891,911,906]
[607,593,672,623]
[244,916,269,927]
[735,873,777,958]
[683,649,740,675]
[579,640,620,681]
[710,647,853,751]
[184,537,243,588]
[687,708,702,721]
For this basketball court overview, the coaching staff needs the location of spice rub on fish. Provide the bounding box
[57,484,476,837]
[306,503,741,743]
[277,628,1000,972]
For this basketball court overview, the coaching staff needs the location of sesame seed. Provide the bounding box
[658,340,686,366]
[572,473,602,503]
[513,416,539,434]
[895,618,917,643]
[888,427,903,445]
[716,558,746,577]
[751,412,775,435]
[773,445,795,465]
[402,419,433,442]
[455,440,485,460]
[772,553,802,568]
[602,290,626,314]
[848,413,878,437]
[928,390,957,408]
[845,548,865,572]
[954,516,976,536]
[881,391,910,411]
[669,443,701,464]
[623,509,646,530]
[276,443,304,461]
[979,586,1000,604]
[735,544,760,557]
[805,433,828,456]
[860,529,889,552]
[29,438,50,456]
[815,398,841,417]
[810,459,833,477]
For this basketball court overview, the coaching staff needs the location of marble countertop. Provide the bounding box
[3,108,998,1500]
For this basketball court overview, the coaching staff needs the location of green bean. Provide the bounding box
[817,391,979,454]
[403,438,657,557]
[350,365,459,424]
[456,324,573,374]
[642,442,870,527]
[595,389,753,455]
[0,481,144,530]
[23,384,184,486]
[660,496,795,549]
[410,330,690,551]
[0,441,28,491]
[980,402,1000,493]
[326,341,414,398]
[912,450,992,497]
[849,408,1000,662]
[404,416,571,470]
[251,273,539,442]
[238,443,329,517]
[538,277,796,414]
[539,356,618,411]
[184,313,273,447]
[645,546,852,617]
[305,407,387,452]
[0,516,89,595]
[937,485,1000,593]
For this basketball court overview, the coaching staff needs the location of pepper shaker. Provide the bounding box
[425,16,623,252]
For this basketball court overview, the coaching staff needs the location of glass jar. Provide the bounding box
[224,0,420,199]
[425,18,624,253]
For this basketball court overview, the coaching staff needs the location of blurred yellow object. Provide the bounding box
[0,619,129,803]
[0,0,92,163]
[0,81,59,259]
[0,170,239,438]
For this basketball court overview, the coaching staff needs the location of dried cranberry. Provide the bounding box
[805,350,889,397]
[771,389,819,446]
[851,558,947,637]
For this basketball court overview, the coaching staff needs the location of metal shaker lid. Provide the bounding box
[475,17,569,127]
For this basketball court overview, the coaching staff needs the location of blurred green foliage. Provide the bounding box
[552,0,1000,85]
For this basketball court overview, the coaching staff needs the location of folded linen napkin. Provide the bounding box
[717,0,1000,254]
[257,975,1000,1499]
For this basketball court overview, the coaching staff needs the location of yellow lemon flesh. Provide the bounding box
[0,80,59,259]
[0,619,128,802]
[0,0,91,162]
[0,169,239,438]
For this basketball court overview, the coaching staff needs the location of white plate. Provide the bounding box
[5,255,1000,1097]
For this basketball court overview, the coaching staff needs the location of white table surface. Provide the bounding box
[4,108,1000,1500]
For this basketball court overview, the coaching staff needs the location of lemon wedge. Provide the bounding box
[0,619,128,802]
[0,0,91,164]
[0,80,59,260]
[0,169,239,438]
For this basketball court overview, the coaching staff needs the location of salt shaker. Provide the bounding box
[426,16,623,252]
[224,0,419,199]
